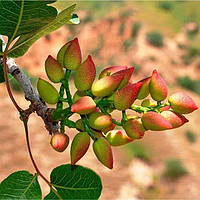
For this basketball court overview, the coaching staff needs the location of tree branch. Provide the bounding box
[0,35,59,134]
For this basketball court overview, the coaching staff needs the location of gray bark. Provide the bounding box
[0,35,59,134]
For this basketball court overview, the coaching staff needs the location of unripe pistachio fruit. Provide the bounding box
[99,65,128,79]
[88,112,112,130]
[71,96,96,114]
[161,110,188,128]
[102,123,116,134]
[112,67,134,89]
[93,137,113,169]
[141,98,157,107]
[91,74,124,97]
[50,133,69,152]
[45,55,64,83]
[168,92,198,114]
[74,55,96,91]
[141,111,172,131]
[123,117,146,139]
[137,76,151,100]
[114,82,142,110]
[105,130,133,146]
[72,91,86,103]
[149,70,168,101]
[57,38,82,70]
[70,132,90,165]
[75,119,104,138]
[37,78,59,104]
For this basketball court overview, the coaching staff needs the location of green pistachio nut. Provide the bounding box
[74,55,96,91]
[149,70,168,101]
[141,111,172,131]
[105,130,133,146]
[88,112,112,131]
[71,96,96,114]
[45,55,64,83]
[123,117,146,139]
[57,38,82,70]
[168,92,198,114]
[93,137,113,169]
[72,91,87,103]
[137,76,151,100]
[50,133,69,152]
[114,82,142,110]
[70,132,90,165]
[37,78,59,104]
[91,74,124,97]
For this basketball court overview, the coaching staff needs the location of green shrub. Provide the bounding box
[125,143,151,162]
[146,31,164,47]
[185,130,197,143]
[163,158,188,179]
[131,22,142,38]
[130,61,141,74]
[158,1,173,11]
[119,23,125,35]
[123,39,135,52]
[177,76,200,95]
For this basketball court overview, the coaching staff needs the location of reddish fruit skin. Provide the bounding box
[168,92,198,114]
[51,133,69,152]
[149,70,168,101]
[123,118,146,139]
[72,91,87,103]
[70,132,90,165]
[74,55,96,91]
[161,110,188,128]
[105,130,133,146]
[159,105,171,112]
[112,67,134,89]
[137,76,151,100]
[102,123,116,134]
[99,66,128,79]
[114,82,143,110]
[141,111,172,131]
[88,112,112,130]
[91,74,124,97]
[71,96,96,114]
[45,55,64,83]
[93,137,113,169]
[57,38,82,70]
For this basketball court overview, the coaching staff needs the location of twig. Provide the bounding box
[0,35,59,134]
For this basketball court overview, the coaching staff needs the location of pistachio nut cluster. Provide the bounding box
[37,38,198,169]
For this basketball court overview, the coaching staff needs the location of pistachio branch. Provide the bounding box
[0,35,59,134]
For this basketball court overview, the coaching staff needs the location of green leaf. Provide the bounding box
[0,171,42,199]
[44,164,102,200]
[0,0,58,40]
[8,4,76,58]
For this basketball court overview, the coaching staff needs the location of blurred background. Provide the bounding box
[0,1,200,199]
